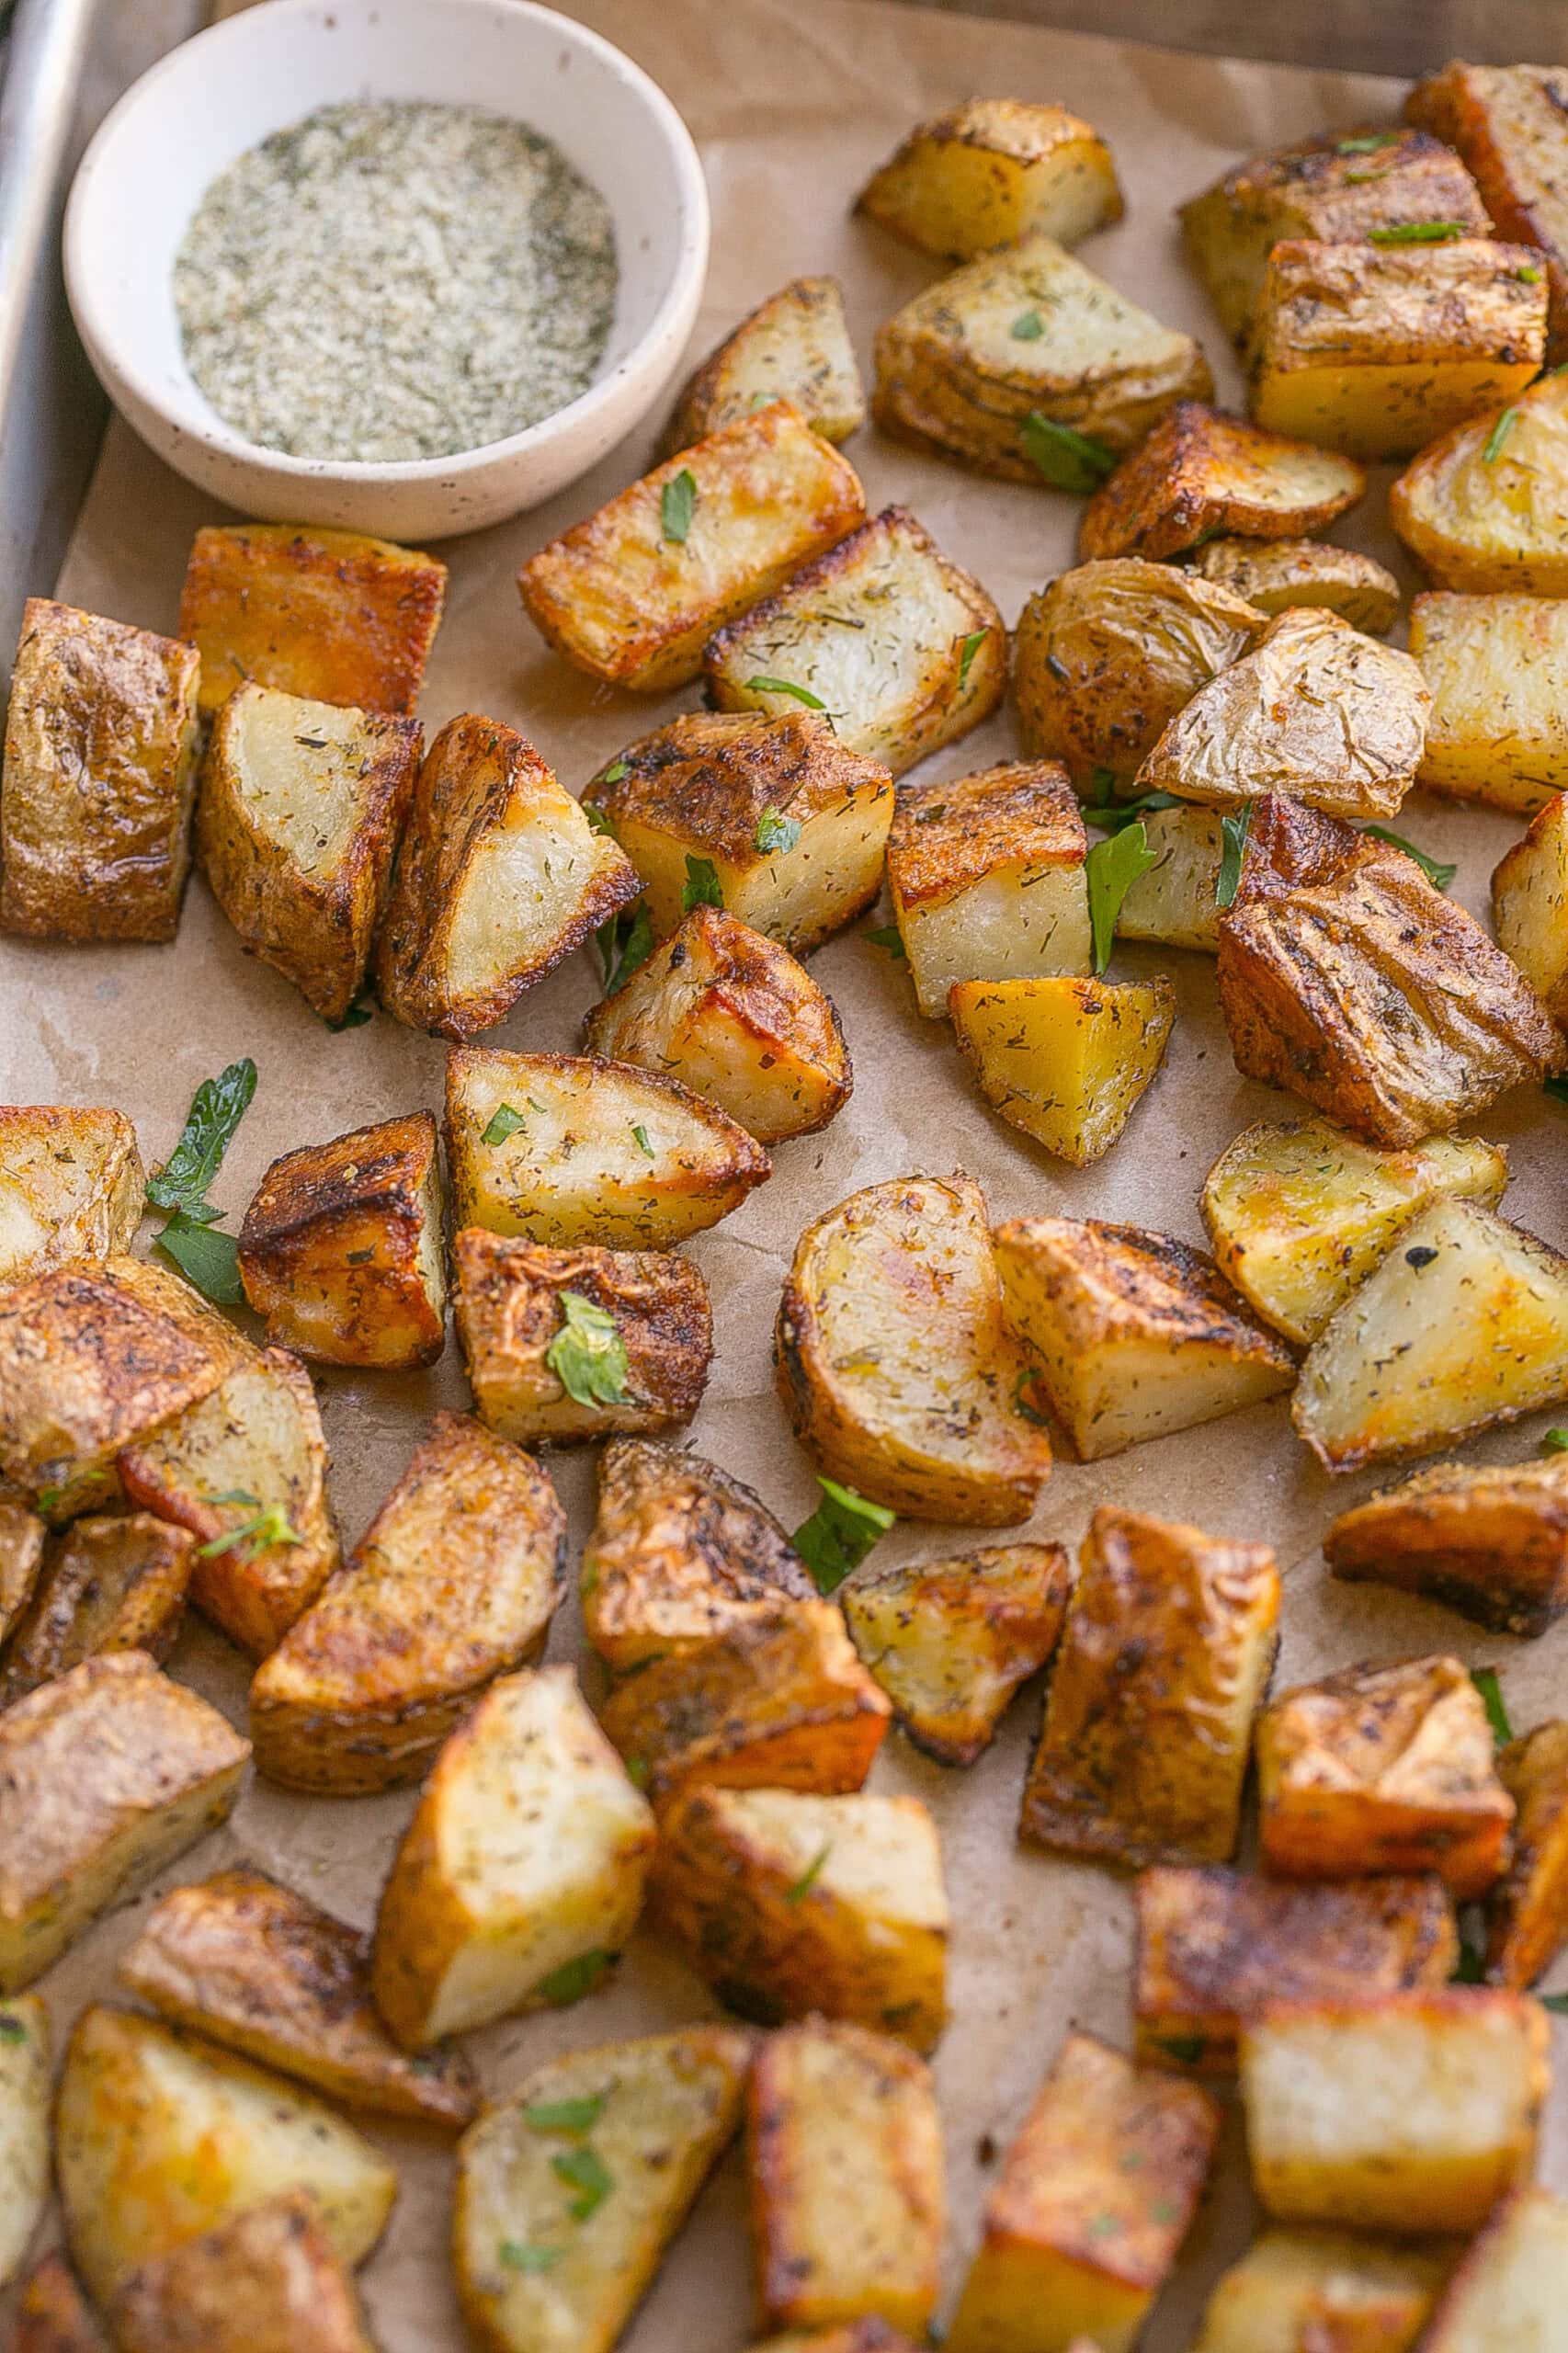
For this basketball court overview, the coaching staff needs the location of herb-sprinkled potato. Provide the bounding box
[0,1510,193,1706]
[1417,2185,1568,2351]
[1494,790,1568,1024]
[1190,2225,1449,2353]
[1112,806,1225,952]
[1389,369,1568,594]
[1325,1455,1568,1637]
[950,976,1176,1167]
[0,1105,145,1290]
[661,277,866,449]
[1486,1722,1568,1989]
[109,2194,378,2353]
[0,1994,49,2290]
[1407,61,1568,363]
[1187,535,1402,633]
[855,99,1123,260]
[1078,403,1365,563]
[1411,592,1568,813]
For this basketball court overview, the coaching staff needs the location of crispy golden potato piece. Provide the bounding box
[1113,805,1225,952]
[1079,403,1365,563]
[1018,1506,1278,1870]
[446,1046,770,1249]
[651,1785,949,2048]
[1419,2184,1568,2350]
[1189,535,1403,633]
[1200,1117,1508,1347]
[0,1106,144,1290]
[703,505,1006,778]
[0,598,200,943]
[745,2329,923,2353]
[1412,593,1568,813]
[1240,1989,1548,2234]
[177,522,445,718]
[855,99,1122,259]
[992,1216,1295,1462]
[1389,369,1568,593]
[1191,2226,1449,2353]
[110,2193,377,2353]
[1494,790,1568,1017]
[950,976,1176,1166]
[7,2251,109,2353]
[887,764,1090,1017]
[841,1540,1071,1765]
[1485,1723,1568,1989]
[1408,61,1568,362]
[663,277,866,449]
[749,2020,943,2334]
[0,1496,45,1648]
[948,2029,1219,2353]
[250,1409,562,1796]
[1256,1654,1514,1897]
[453,2028,751,2353]
[453,1227,712,1445]
[583,906,853,1142]
[118,1867,478,2127]
[518,400,864,692]
[0,1994,48,2288]
[777,1175,1053,1523]
[1133,1866,1458,2075]
[0,1510,192,1705]
[1325,1457,1568,1636]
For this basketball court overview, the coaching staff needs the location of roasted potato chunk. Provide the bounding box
[1256,1654,1514,1897]
[745,2329,923,2353]
[1494,791,1568,1017]
[176,522,445,717]
[0,1496,45,1648]
[950,976,1176,1166]
[662,276,866,449]
[110,2193,377,2353]
[0,1509,192,1705]
[370,1663,654,2046]
[1418,2184,1568,2350]
[446,1046,770,1249]
[1112,804,1225,952]
[249,1409,562,1795]
[0,1106,144,1290]
[1018,1506,1278,1870]
[1239,1989,1548,2234]
[453,1226,712,1444]
[855,99,1122,260]
[1485,1722,1568,1988]
[948,2029,1219,2353]
[1389,368,1568,593]
[1188,534,1402,632]
[7,2251,108,2352]
[703,505,1006,777]
[1325,1456,1568,1636]
[1412,592,1568,813]
[777,1175,1054,1523]
[1079,403,1365,563]
[0,1994,48,2288]
[1191,2226,1449,2353]
[1408,61,1568,363]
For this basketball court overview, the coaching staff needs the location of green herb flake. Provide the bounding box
[552,2144,613,2222]
[322,995,373,1031]
[1149,2032,1207,2065]
[583,801,618,835]
[745,675,826,710]
[1360,824,1456,892]
[791,1475,895,1595]
[783,1843,833,1905]
[0,2014,28,2044]
[597,903,655,996]
[957,628,989,693]
[147,1060,257,1213]
[597,756,631,786]
[1019,409,1118,493]
[1010,309,1045,340]
[1517,263,1544,283]
[499,2241,563,2272]
[1542,1430,1568,1453]
[1216,803,1254,912]
[1452,1932,1486,1984]
[1335,131,1402,153]
[1472,1665,1513,1748]
[1086,822,1156,972]
[1012,1370,1051,1427]
[681,855,724,913]
[756,808,802,858]
[536,1949,615,2006]
[524,2093,609,2135]
[482,1103,528,1147]
[660,468,698,545]
[1540,1991,1568,2013]
[547,1292,631,1410]
[1082,788,1180,835]
[862,924,906,960]
[155,1208,244,1304]
[1546,1074,1568,1107]
[1483,405,1520,463]
[1369,219,1471,244]
[626,1754,650,1788]
[197,1501,302,1561]
[631,1124,654,1160]
[1085,2213,1122,2240]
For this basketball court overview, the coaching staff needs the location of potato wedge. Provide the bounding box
[446,1046,770,1249]
[1325,1457,1568,1636]
[855,99,1122,260]
[110,2193,377,2353]
[0,1496,45,1648]
[1485,1723,1568,1989]
[777,1175,1054,1523]
[1412,592,1568,813]
[703,505,1006,778]
[0,1994,48,2288]
[1112,804,1224,952]
[0,1510,192,1705]
[7,2252,109,2352]
[1191,2226,1449,2353]
[0,1106,144,1290]
[950,976,1175,1166]
[1389,368,1568,594]
[1408,62,1568,363]
[249,1409,562,1795]
[176,522,445,718]
[1188,535,1402,633]
[1018,1506,1278,1869]
[453,1226,712,1444]
[1494,790,1568,1018]
[1078,403,1365,563]
[1417,2184,1568,2351]
[453,2027,750,2353]
[662,276,866,449]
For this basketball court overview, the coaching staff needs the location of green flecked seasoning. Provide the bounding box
[174,101,618,463]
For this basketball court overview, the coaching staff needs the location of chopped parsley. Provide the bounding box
[321,993,373,1031]
[552,2144,613,2222]
[1335,131,1402,153]
[1148,2032,1207,2065]
[681,855,724,912]
[1483,406,1520,463]
[863,923,906,960]
[1215,803,1253,911]
[745,675,825,710]
[756,808,801,857]
[1012,1370,1051,1427]
[1018,409,1118,492]
[156,1209,245,1305]
[1472,1666,1513,1748]
[197,1498,302,1561]
[524,2092,608,2134]
[0,2014,28,2044]
[583,801,618,835]
[1082,787,1180,835]
[597,756,630,786]
[631,1124,654,1159]
[482,1103,528,1146]
[1086,822,1156,972]
[597,903,655,995]
[499,2241,563,2272]
[660,468,698,545]
[1369,220,1469,244]
[957,628,989,692]
[546,1292,631,1410]
[791,1475,895,1594]
[1010,310,1045,339]
[1542,1430,1568,1453]
[1359,825,1455,892]
[535,1949,615,2006]
[146,1059,257,1213]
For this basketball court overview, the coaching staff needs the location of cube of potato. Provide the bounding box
[992,1216,1296,1462]
[872,234,1211,481]
[841,1540,1071,1766]
[0,1497,45,1648]
[1113,805,1224,952]
[518,400,864,692]
[110,2194,377,2353]
[950,976,1175,1166]
[749,2020,944,2334]
[1256,1654,1514,1897]
[948,2030,1219,2353]
[370,1663,654,2046]
[453,2027,750,2353]
[0,1510,192,1706]
[1412,594,1568,814]
[1191,2226,1449,2353]
[1390,368,1568,594]
[1486,1722,1568,1988]
[250,1409,562,1796]
[1417,2184,1568,2350]
[0,1994,48,2289]
[662,276,866,449]
[7,2252,108,2352]
[0,1105,144,1289]
[855,99,1122,260]
[1494,791,1568,1017]
[777,1175,1054,1523]
[1201,1118,1509,1347]
[453,1226,712,1444]
[651,1785,949,2047]
[1239,1990,1549,2234]
[0,1653,249,1990]
[1078,403,1366,563]
[1325,1457,1568,1637]
[176,522,445,717]
[0,598,200,942]
[585,714,892,960]
[887,763,1090,1017]
[118,1867,478,2128]
[582,905,853,1141]
[1188,535,1403,633]
[446,1046,770,1249]
[197,684,422,1023]
[704,505,1006,778]
[237,1111,446,1370]
[55,2003,397,2302]
[1408,61,1568,362]
[1018,1506,1278,1869]
[1134,1866,1458,2075]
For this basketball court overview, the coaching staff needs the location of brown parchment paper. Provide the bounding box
[5,2,1567,2343]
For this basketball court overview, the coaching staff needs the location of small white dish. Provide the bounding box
[64,0,710,540]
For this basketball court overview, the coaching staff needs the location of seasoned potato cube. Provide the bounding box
[1485,1723,1568,1988]
[237,1111,445,1370]
[841,1540,1071,1765]
[663,277,865,449]
[582,906,853,1141]
[1389,369,1568,594]
[176,522,445,717]
[0,1510,192,1705]
[446,1046,769,1249]
[1113,805,1224,952]
[1494,792,1568,1022]
[250,1409,562,1796]
[0,1106,144,1290]
[1239,1990,1548,2234]
[1189,535,1403,633]
[1018,1506,1278,1869]
[1413,594,1568,814]
[1191,2225,1449,2353]
[777,1175,1054,1523]
[371,1663,654,2047]
[749,2020,943,2334]
[0,598,200,943]
[992,1216,1295,1462]
[704,505,1006,778]
[651,1785,949,2047]
[855,99,1122,260]
[453,2028,750,2353]
[1408,62,1568,363]
[950,976,1175,1166]
[0,1994,48,2289]
[0,1497,45,1648]
[948,2030,1219,2353]
[7,2251,108,2352]
[1325,1457,1568,1636]
[887,763,1090,1017]
[1256,1654,1514,1897]
[454,1226,711,1444]
[1418,2184,1568,2350]
[1079,403,1365,563]
[110,2194,376,2353]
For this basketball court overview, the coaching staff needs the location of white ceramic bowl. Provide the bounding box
[64,0,710,540]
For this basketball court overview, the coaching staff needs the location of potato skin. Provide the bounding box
[1486,1723,1568,1989]
[662,275,866,449]
[855,98,1123,260]
[1078,403,1365,563]
[1187,535,1402,632]
[0,1510,193,1706]
[1325,1457,1568,1637]
[1407,62,1568,364]
[0,1497,46,1648]
[7,2251,109,2352]
[0,1105,145,1290]
[110,2193,378,2353]
[1389,369,1568,594]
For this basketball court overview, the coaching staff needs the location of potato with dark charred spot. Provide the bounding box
[109,2194,378,2353]
[855,99,1122,260]
[662,277,865,449]
[0,1511,193,1706]
[1325,1456,1568,1636]
[1187,535,1402,632]
[1078,403,1365,563]
[0,1105,145,1290]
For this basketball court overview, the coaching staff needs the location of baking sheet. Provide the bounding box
[5,1,1567,2343]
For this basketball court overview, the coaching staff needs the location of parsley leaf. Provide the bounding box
[784,1843,833,1904]
[1472,1666,1513,1748]
[660,468,698,544]
[547,1293,631,1409]
[1019,409,1118,492]
[1451,1929,1486,1984]
[500,2241,563,2272]
[1543,1430,1568,1453]
[1335,131,1402,153]
[756,808,801,857]
[321,994,373,1031]
[524,2093,608,2134]
[1546,1074,1568,1106]
[1360,824,1456,892]
[1517,263,1544,283]
[631,1123,654,1159]
[1011,310,1045,339]
[863,923,906,960]
[197,1501,302,1561]
[745,675,826,710]
[1216,803,1253,911]
[1086,822,1156,972]
[1483,406,1520,463]
[1540,1991,1568,2013]
[482,1104,527,1147]
[1369,219,1469,244]
[1082,788,1180,834]
[155,1208,244,1304]
[1149,2032,1208,2064]
[791,1475,895,1594]
[597,903,655,995]
[536,1949,616,2006]
[147,1060,257,1212]
[583,801,618,835]
[552,2145,612,2222]
[1012,1369,1051,1427]
[0,2014,28,2044]
[957,628,989,692]
[597,756,630,786]
[682,855,724,912]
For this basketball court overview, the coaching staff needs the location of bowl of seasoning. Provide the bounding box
[64,0,710,540]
